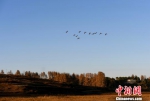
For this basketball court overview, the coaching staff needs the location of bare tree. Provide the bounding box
[96,72,105,87]
[15,70,21,75]
[0,70,4,74]
[40,72,47,79]
[25,71,31,77]
[7,70,13,75]
[79,74,85,85]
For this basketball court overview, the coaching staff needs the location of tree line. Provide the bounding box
[0,70,105,87]
[0,70,150,90]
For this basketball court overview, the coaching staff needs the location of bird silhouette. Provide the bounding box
[92,33,95,35]
[89,32,91,35]
[99,33,102,35]
[105,33,107,35]
[66,31,68,33]
[76,35,78,37]
[84,32,86,34]
[79,31,81,33]
[73,34,76,36]
[77,37,80,39]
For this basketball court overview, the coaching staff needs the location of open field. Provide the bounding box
[0,93,150,101]
[1,74,150,101]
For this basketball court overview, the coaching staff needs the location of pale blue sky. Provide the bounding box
[0,0,150,78]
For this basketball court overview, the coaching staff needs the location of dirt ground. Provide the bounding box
[0,93,150,101]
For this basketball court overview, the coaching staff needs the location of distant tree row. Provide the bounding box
[47,71,105,87]
[106,74,150,90]
[1,70,150,90]
[0,70,105,87]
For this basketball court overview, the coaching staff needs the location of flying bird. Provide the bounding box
[79,31,81,33]
[73,34,76,36]
[84,32,86,34]
[76,35,78,37]
[66,31,68,33]
[89,32,91,35]
[92,33,95,35]
[99,33,102,35]
[105,33,107,35]
[77,37,80,39]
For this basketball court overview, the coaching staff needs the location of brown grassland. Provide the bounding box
[0,93,150,101]
[1,74,150,101]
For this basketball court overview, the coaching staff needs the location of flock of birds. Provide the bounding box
[66,31,107,39]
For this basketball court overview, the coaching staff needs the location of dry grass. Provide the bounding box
[0,94,150,101]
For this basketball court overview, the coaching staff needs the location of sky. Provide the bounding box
[0,0,150,78]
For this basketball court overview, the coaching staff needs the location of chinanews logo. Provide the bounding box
[115,85,142,100]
